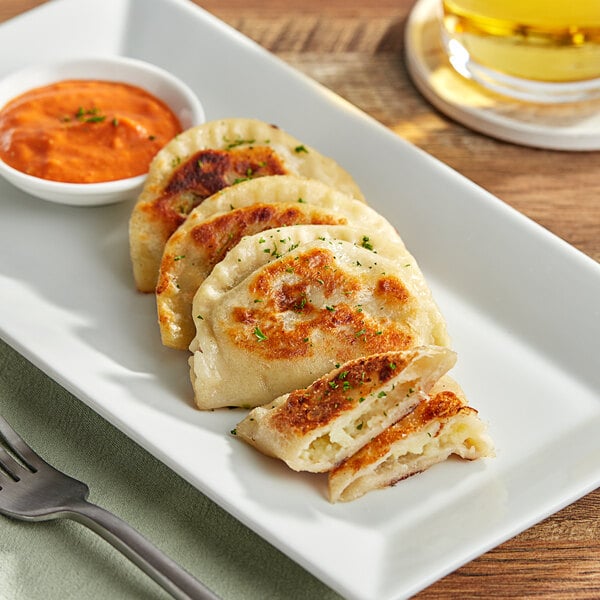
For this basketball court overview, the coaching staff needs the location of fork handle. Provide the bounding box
[66,499,220,600]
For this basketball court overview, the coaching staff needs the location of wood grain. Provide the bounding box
[1,2,599,598]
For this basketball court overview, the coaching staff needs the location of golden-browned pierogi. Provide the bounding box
[189,225,450,409]
[236,346,456,472]
[328,376,494,502]
[157,176,404,350]
[129,118,364,292]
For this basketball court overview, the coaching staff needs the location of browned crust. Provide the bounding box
[225,247,414,361]
[155,204,345,295]
[331,389,476,476]
[141,146,288,241]
[269,351,413,435]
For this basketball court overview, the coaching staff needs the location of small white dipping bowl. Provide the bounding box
[0,56,205,206]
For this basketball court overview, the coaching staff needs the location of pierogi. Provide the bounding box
[125,116,494,502]
[129,118,364,292]
[235,346,457,472]
[328,376,495,502]
[189,225,450,409]
[157,176,404,350]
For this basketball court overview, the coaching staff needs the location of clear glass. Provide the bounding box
[441,0,600,103]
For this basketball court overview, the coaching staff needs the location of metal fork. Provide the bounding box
[0,415,220,600]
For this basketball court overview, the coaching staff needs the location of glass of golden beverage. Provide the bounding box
[441,0,600,102]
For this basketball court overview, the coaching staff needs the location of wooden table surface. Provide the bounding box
[2,1,599,598]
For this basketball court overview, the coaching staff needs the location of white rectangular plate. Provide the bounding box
[1,1,599,599]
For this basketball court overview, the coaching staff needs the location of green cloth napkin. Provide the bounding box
[0,338,342,600]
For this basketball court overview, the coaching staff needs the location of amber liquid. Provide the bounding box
[442,0,600,86]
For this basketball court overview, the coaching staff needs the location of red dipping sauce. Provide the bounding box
[0,79,182,183]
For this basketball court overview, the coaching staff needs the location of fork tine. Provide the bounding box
[0,445,25,480]
[0,415,39,471]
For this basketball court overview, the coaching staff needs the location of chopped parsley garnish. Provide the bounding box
[253,326,268,342]
[295,296,307,310]
[225,137,255,149]
[74,106,107,123]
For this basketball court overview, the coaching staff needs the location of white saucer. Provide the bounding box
[405,0,600,151]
